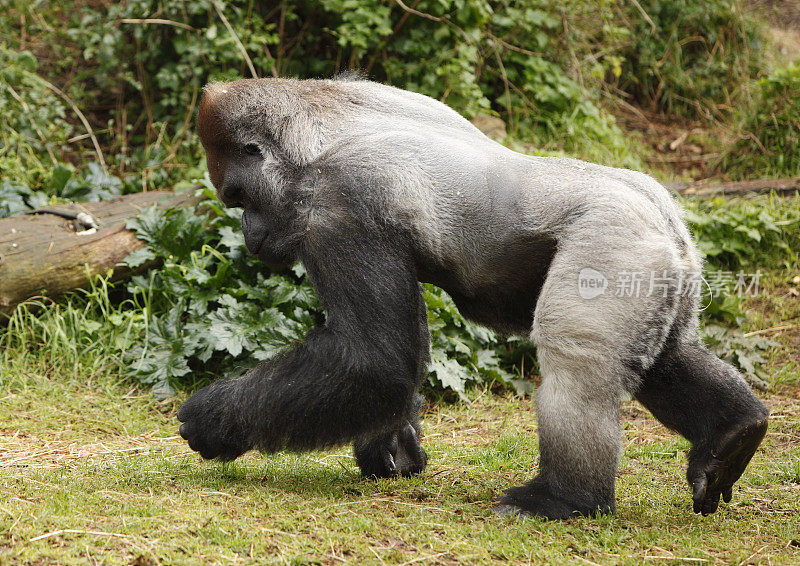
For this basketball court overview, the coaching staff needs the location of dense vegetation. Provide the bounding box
[0,0,788,191]
[723,62,800,178]
[1,0,799,395]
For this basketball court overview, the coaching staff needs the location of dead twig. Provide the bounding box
[491,45,514,132]
[629,0,657,32]
[119,18,197,32]
[486,32,546,58]
[392,0,472,44]
[394,0,442,22]
[667,176,800,197]
[743,324,799,337]
[646,153,720,163]
[669,130,690,151]
[30,529,133,542]
[164,79,201,164]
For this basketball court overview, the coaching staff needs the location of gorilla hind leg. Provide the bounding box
[636,340,768,515]
[496,344,622,519]
[495,233,687,519]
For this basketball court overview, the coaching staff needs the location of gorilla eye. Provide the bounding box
[243,143,262,157]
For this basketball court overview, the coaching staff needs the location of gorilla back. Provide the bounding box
[179,76,769,520]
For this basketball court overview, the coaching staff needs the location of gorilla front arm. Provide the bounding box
[179,225,430,465]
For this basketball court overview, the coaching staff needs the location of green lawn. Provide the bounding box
[1,351,799,564]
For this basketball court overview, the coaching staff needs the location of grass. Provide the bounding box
[1,327,799,564]
[742,272,800,390]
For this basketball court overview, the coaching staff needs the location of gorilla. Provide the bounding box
[178,76,769,519]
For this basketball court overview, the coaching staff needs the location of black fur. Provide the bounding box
[179,221,430,457]
[496,475,615,519]
[354,395,428,479]
[416,233,557,334]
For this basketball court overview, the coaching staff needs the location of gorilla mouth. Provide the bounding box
[249,236,267,255]
[241,210,268,255]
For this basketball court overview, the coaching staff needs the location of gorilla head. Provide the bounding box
[196,80,320,266]
[180,77,769,520]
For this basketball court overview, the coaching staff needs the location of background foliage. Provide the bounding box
[0,0,774,191]
[617,0,764,118]
[722,63,800,178]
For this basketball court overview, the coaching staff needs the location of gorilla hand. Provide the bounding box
[178,380,252,461]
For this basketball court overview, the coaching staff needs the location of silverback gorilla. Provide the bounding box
[178,76,769,519]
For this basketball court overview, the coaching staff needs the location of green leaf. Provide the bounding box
[430,354,468,398]
[49,164,73,193]
[125,248,156,268]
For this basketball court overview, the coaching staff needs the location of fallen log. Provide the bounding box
[668,177,800,197]
[0,189,201,316]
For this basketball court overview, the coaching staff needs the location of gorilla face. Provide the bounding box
[197,84,298,267]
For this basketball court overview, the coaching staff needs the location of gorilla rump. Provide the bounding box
[178,77,768,519]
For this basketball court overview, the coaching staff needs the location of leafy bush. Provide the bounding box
[0,1,789,395]
[683,195,800,270]
[2,187,792,394]
[0,46,73,190]
[616,0,764,118]
[721,63,800,179]
[0,0,644,194]
[682,194,800,388]
[0,162,132,218]
[0,0,773,191]
[122,189,317,390]
[122,190,796,394]
[0,43,188,213]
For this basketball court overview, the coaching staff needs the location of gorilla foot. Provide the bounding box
[494,477,615,520]
[178,383,252,461]
[355,423,428,479]
[688,414,768,515]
